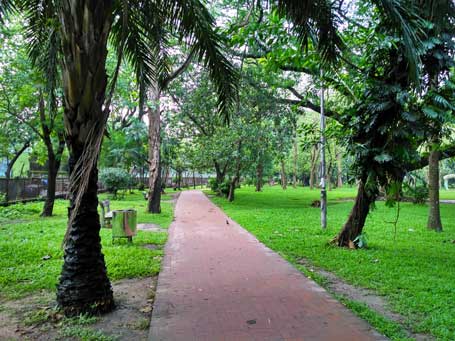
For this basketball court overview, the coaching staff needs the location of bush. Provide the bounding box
[99,168,132,198]
[137,182,145,191]
[403,183,428,204]
[208,178,230,196]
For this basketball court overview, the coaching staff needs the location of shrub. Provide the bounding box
[403,183,428,204]
[99,168,132,198]
[208,178,230,196]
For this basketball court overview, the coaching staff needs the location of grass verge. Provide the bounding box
[0,191,172,300]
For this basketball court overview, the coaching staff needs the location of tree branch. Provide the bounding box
[161,49,196,90]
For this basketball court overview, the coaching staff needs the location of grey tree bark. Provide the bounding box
[427,149,443,231]
[147,84,162,214]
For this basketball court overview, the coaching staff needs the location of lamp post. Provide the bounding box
[320,70,327,229]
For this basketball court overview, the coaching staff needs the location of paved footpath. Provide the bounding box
[149,190,385,341]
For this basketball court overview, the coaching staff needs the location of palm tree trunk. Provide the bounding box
[57,149,114,316]
[56,0,114,316]
[147,85,161,214]
[427,149,443,231]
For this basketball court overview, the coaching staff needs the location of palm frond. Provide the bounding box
[273,0,344,64]
[373,0,422,83]
[0,0,14,23]
[162,0,238,120]
[17,0,60,120]
[110,0,171,91]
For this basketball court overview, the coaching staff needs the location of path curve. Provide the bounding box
[149,190,385,341]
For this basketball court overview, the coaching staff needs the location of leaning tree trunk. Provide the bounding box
[334,180,375,247]
[255,161,263,192]
[427,149,443,231]
[4,141,29,203]
[280,159,287,190]
[56,0,114,316]
[147,85,161,214]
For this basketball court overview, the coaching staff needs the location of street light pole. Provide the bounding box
[320,70,327,229]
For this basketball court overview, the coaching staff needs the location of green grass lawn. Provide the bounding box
[0,191,173,300]
[211,186,455,340]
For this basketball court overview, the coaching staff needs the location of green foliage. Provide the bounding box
[403,183,428,204]
[99,168,132,197]
[208,178,230,196]
[353,233,368,249]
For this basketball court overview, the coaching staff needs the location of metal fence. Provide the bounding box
[0,177,70,204]
[0,175,210,205]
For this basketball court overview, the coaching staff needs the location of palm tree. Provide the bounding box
[7,0,237,316]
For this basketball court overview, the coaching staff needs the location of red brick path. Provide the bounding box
[149,190,385,341]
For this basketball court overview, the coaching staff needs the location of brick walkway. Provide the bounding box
[149,190,385,341]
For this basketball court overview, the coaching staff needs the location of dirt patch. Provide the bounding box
[297,258,433,341]
[137,223,167,233]
[161,191,181,205]
[0,277,157,340]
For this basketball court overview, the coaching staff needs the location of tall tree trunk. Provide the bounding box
[177,170,182,190]
[255,161,263,192]
[56,1,114,316]
[41,135,65,217]
[214,160,227,196]
[192,170,196,189]
[336,147,343,188]
[228,141,242,202]
[147,85,161,214]
[4,141,30,203]
[41,155,58,217]
[293,137,298,188]
[280,159,287,190]
[327,160,333,191]
[334,180,375,247]
[427,149,443,231]
[309,145,319,190]
[163,166,170,189]
[214,161,227,185]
